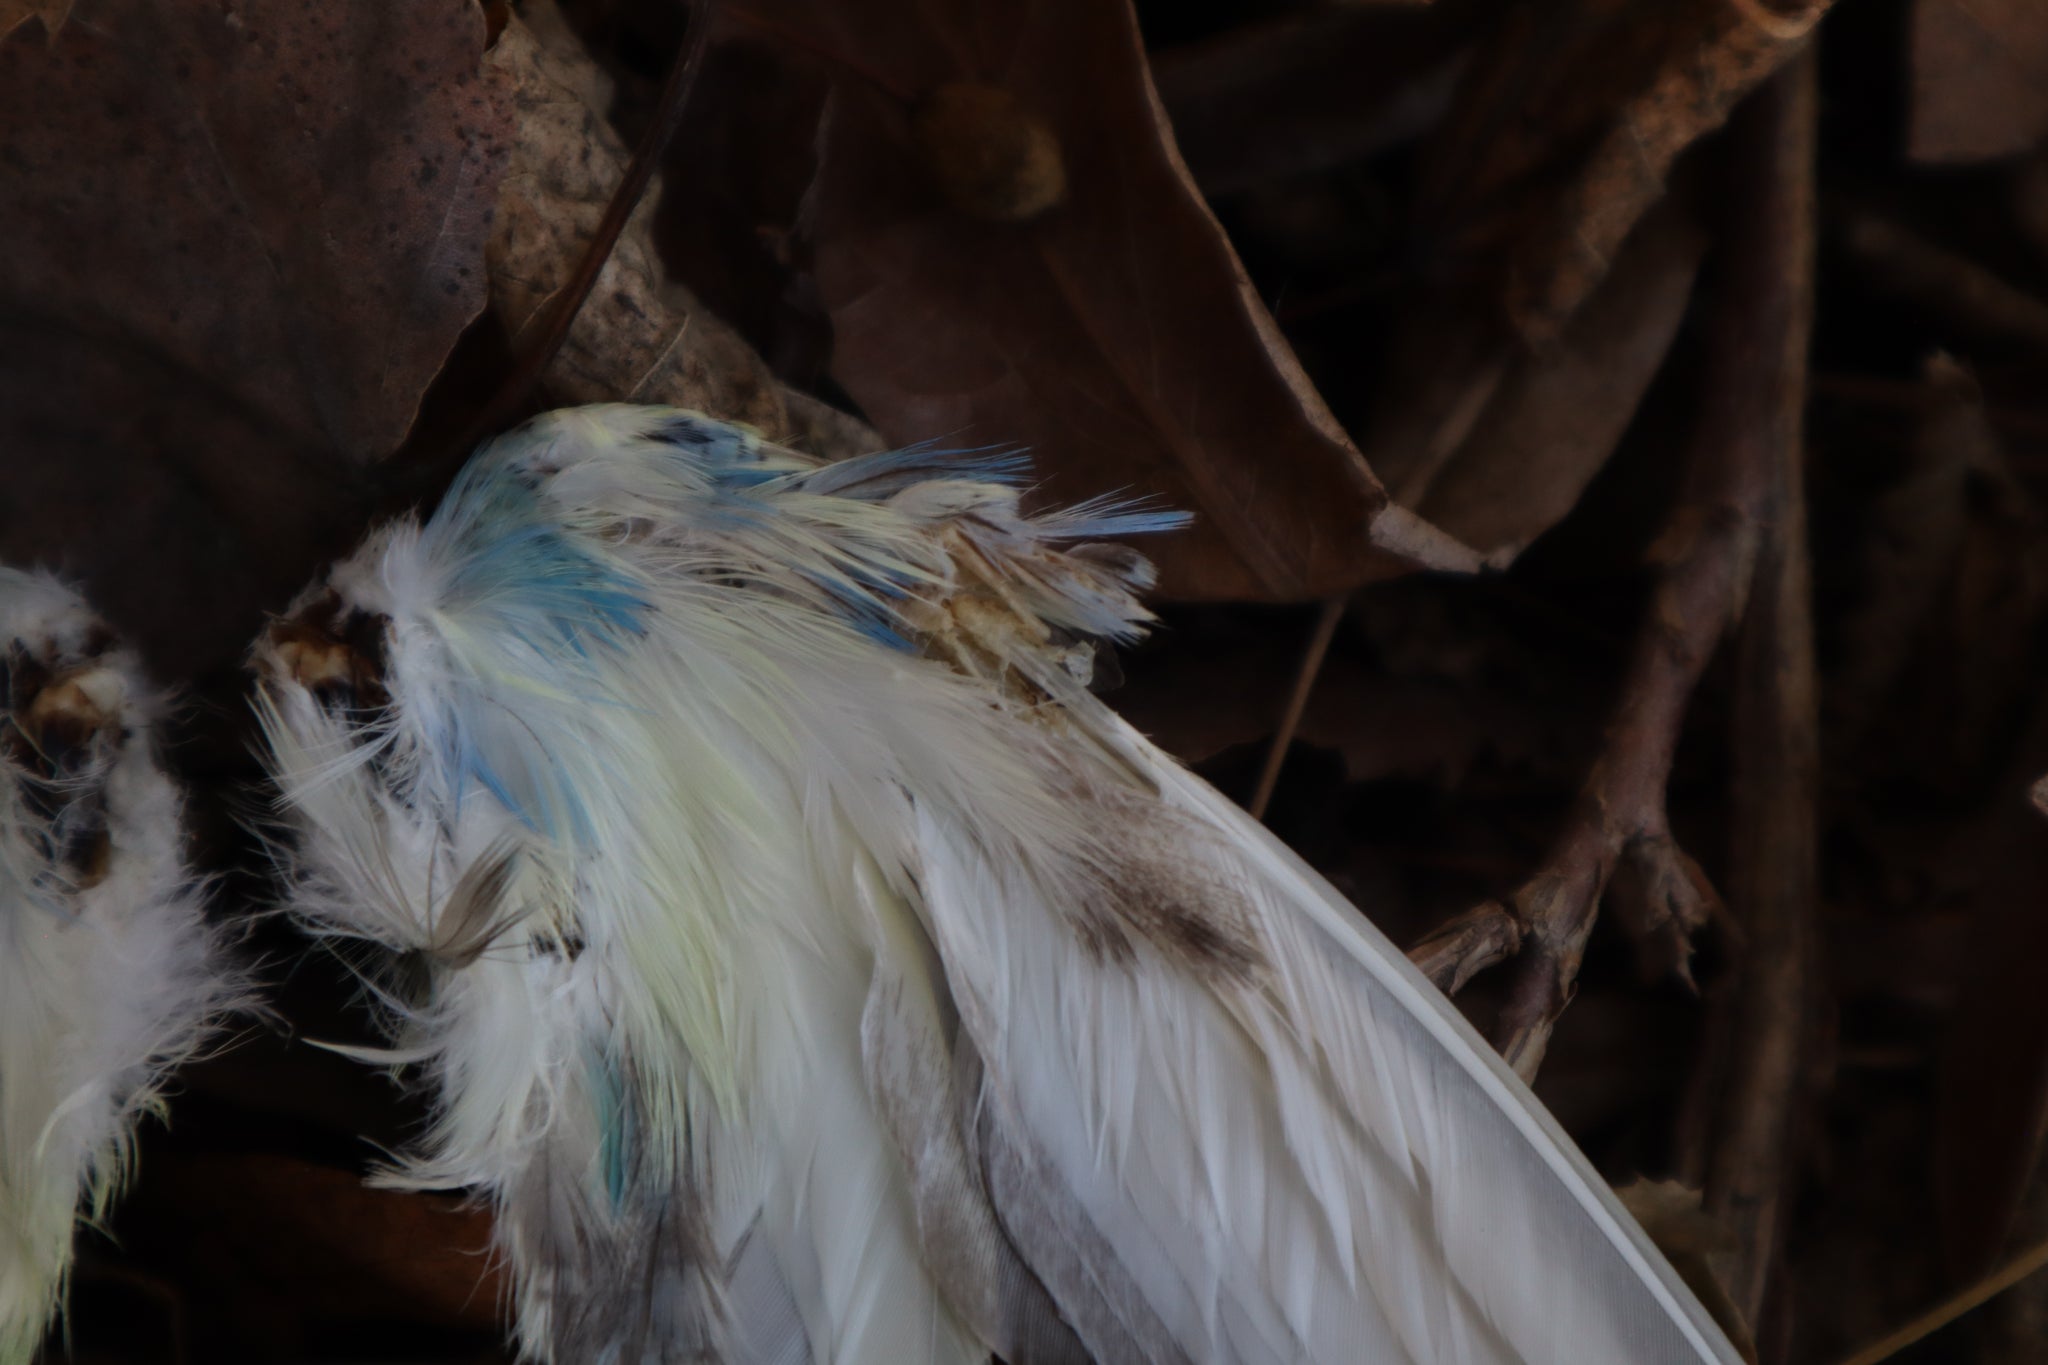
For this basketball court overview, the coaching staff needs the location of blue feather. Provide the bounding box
[413,434,660,841]
[1039,494,1195,541]
[794,443,1031,501]
[587,1047,633,1213]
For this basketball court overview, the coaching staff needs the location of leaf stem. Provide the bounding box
[1248,595,1344,821]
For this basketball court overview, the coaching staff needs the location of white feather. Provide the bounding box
[253,405,1739,1364]
[0,570,245,1365]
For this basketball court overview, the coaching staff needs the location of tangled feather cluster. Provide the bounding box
[0,570,244,1365]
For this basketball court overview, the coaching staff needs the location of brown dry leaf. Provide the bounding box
[0,0,511,676]
[1909,0,2048,164]
[1357,0,1814,558]
[746,0,1479,601]
[0,0,508,463]
[649,30,843,391]
[1414,205,1707,562]
[1348,2,1663,501]
[1412,0,1652,242]
[0,337,369,682]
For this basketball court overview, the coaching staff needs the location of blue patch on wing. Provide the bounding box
[819,569,915,652]
[430,435,651,654]
[422,431,654,840]
[586,1046,634,1213]
[421,408,1189,821]
[652,411,762,467]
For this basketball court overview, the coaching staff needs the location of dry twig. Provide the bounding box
[1702,50,1821,1328]
[1409,44,1818,1081]
[1507,0,1828,344]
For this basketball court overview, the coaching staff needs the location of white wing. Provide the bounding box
[886,701,1739,1364]
[785,432,1743,1363]
[0,570,244,1365]
[253,405,1739,1365]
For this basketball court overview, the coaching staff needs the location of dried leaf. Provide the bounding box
[755,0,1478,600]
[1909,0,2048,164]
[1356,0,1810,556]
[0,0,509,462]
[911,82,1068,222]
[650,33,840,391]
[0,0,510,674]
[1413,205,1706,561]
[1411,0,1648,243]
[1346,3,1651,501]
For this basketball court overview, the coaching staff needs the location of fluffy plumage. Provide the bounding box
[253,405,1740,1365]
[0,570,244,1365]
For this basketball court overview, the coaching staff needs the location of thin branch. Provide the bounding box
[1407,43,1818,1080]
[1703,50,1820,1328]
[1249,596,1346,821]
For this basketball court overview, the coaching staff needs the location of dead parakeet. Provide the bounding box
[252,406,1741,1365]
[0,570,245,1365]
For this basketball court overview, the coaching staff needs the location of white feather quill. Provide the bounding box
[0,569,245,1365]
[253,405,1741,1365]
